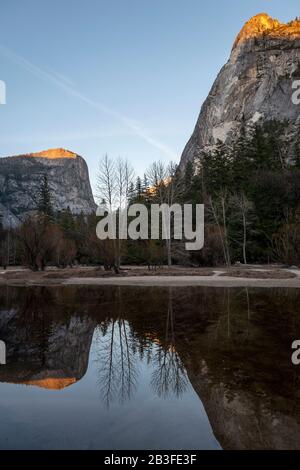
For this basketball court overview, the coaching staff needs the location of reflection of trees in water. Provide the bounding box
[94,288,189,406]
[150,288,189,399]
[95,318,138,407]
[210,287,253,343]
[4,287,55,366]
[151,344,189,399]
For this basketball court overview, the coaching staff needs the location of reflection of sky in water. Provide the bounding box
[0,325,220,450]
[1,285,300,450]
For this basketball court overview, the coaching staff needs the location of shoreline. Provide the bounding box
[61,275,300,288]
[1,266,300,288]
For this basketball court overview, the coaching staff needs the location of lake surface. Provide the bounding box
[0,285,300,450]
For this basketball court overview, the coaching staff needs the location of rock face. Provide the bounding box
[180,13,300,167]
[0,148,96,225]
[0,288,96,390]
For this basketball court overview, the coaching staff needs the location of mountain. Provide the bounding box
[180,13,300,167]
[0,293,96,390]
[0,148,96,226]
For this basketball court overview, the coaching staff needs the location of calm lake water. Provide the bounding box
[0,285,300,450]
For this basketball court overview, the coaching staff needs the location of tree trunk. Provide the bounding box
[166,239,172,266]
[242,211,247,265]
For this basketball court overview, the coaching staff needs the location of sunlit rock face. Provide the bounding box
[233,13,300,48]
[180,13,300,167]
[27,148,78,160]
[0,148,96,225]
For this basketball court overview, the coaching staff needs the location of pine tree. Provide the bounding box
[59,206,75,233]
[135,176,142,200]
[201,140,233,195]
[38,175,53,217]
[231,122,255,192]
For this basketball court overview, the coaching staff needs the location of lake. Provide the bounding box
[0,285,299,450]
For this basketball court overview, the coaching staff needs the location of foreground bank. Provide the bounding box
[0,266,299,288]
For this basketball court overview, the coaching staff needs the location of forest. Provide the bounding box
[1,120,300,271]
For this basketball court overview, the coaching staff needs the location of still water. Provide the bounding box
[0,285,299,450]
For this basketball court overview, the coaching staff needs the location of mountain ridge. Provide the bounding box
[0,148,96,226]
[180,13,300,167]
[233,13,300,49]
[1,147,79,161]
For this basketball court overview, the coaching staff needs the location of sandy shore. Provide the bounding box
[1,266,300,288]
[63,273,300,288]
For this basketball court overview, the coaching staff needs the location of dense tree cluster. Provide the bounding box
[194,120,300,265]
[1,120,300,270]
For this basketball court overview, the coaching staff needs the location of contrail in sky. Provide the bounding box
[0,45,178,160]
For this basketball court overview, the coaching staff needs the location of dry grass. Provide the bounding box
[43,266,215,279]
[124,267,214,277]
[0,265,297,282]
[0,265,215,281]
[220,269,296,279]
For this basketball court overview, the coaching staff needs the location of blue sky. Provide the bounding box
[0,0,299,192]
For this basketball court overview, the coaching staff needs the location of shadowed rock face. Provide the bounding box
[0,314,96,389]
[182,330,300,450]
[186,364,300,450]
[0,288,97,389]
[0,148,96,225]
[180,13,300,167]
[163,287,300,450]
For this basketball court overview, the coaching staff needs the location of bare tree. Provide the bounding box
[16,215,63,270]
[96,154,117,210]
[115,158,135,266]
[116,158,135,209]
[147,161,167,199]
[231,192,253,265]
[146,161,183,266]
[151,288,188,397]
[95,318,138,408]
[208,190,231,267]
[96,155,134,270]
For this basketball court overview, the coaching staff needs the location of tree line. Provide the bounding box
[1,119,300,270]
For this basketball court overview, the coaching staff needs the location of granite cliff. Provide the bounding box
[0,148,96,226]
[180,13,300,166]
[0,287,96,390]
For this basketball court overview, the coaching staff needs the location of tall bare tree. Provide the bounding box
[147,161,183,266]
[96,154,117,210]
[96,155,134,269]
[208,190,231,267]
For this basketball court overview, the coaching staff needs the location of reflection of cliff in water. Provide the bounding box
[0,287,96,389]
[173,288,300,450]
[1,286,300,448]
